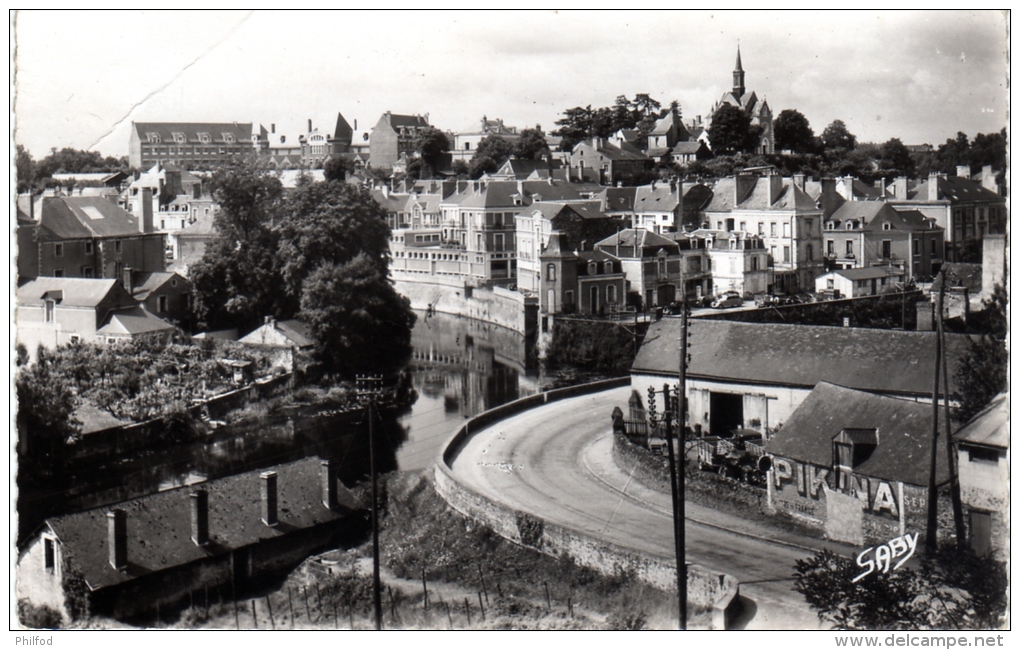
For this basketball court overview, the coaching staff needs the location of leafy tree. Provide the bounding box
[878,138,915,178]
[824,148,878,181]
[207,155,284,244]
[774,109,816,154]
[952,284,1007,423]
[451,159,469,177]
[16,144,34,193]
[794,547,1007,630]
[820,120,857,153]
[468,155,498,179]
[189,229,291,332]
[411,126,450,178]
[968,128,1006,172]
[276,181,392,302]
[471,135,515,169]
[512,126,551,161]
[299,254,416,378]
[707,105,755,155]
[16,349,82,471]
[323,156,353,182]
[553,104,617,151]
[33,147,126,180]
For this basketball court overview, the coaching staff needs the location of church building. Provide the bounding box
[704,47,775,155]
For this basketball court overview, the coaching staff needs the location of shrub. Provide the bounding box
[17,600,63,629]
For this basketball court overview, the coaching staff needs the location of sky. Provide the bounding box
[11,10,1010,159]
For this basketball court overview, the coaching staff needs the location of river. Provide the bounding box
[17,311,542,541]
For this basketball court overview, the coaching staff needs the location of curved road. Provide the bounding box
[447,387,825,629]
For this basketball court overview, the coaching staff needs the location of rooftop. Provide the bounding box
[954,393,1009,449]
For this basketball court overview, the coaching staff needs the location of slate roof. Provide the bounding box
[97,306,176,336]
[44,458,356,591]
[954,393,1009,449]
[130,272,189,301]
[735,179,819,211]
[370,189,410,213]
[632,319,973,397]
[634,184,680,212]
[454,181,529,209]
[599,187,638,213]
[596,228,677,251]
[766,382,950,486]
[829,201,890,225]
[495,159,560,180]
[17,277,120,308]
[521,180,584,202]
[828,267,903,281]
[38,196,144,239]
[863,208,941,233]
[382,113,429,129]
[904,176,1004,203]
[133,122,253,143]
[702,177,738,212]
[672,142,705,155]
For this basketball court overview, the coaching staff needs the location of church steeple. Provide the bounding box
[732,46,746,98]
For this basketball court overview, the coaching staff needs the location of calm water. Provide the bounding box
[17,310,540,540]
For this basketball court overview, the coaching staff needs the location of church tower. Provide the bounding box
[732,46,746,98]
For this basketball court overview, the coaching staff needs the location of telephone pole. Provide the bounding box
[676,301,689,629]
[357,375,384,630]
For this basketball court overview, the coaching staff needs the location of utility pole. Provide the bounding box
[646,383,683,630]
[938,274,966,547]
[926,274,945,553]
[675,301,689,629]
[357,375,384,630]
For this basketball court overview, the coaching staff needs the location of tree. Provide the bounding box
[794,547,1007,630]
[774,109,816,154]
[512,126,551,161]
[276,181,392,302]
[471,135,515,168]
[467,156,498,179]
[16,145,34,193]
[878,138,915,178]
[189,229,292,333]
[207,155,284,244]
[16,349,82,472]
[707,105,755,155]
[411,126,450,178]
[323,156,353,182]
[33,147,126,181]
[299,254,416,378]
[451,159,469,177]
[820,120,857,153]
[952,284,1007,423]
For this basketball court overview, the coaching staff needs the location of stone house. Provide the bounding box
[16,458,360,622]
[539,232,626,315]
[691,229,769,297]
[129,122,254,169]
[765,382,950,546]
[369,111,431,172]
[953,393,1009,560]
[814,267,906,299]
[631,319,973,438]
[594,229,692,309]
[568,138,652,186]
[823,202,944,279]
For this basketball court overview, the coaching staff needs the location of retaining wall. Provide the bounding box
[393,278,536,335]
[434,378,740,629]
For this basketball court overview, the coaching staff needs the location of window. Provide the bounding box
[44,537,55,573]
[882,240,891,259]
[546,264,556,282]
[770,223,777,237]
[198,132,211,143]
[115,240,122,253]
[222,133,236,143]
[83,267,94,278]
[826,239,834,255]
[716,221,723,230]
[846,240,854,256]
[607,285,617,303]
[45,299,55,323]
[846,222,855,230]
[564,290,574,306]
[146,132,161,143]
[53,269,63,278]
[806,244,813,261]
[751,256,759,271]
[827,278,834,290]
[172,132,186,144]
[158,295,168,313]
[494,233,504,252]
[931,239,938,255]
[805,219,813,231]
[739,221,746,232]
[783,246,790,263]
[913,239,920,255]
[604,261,613,274]
[783,222,790,238]
[882,222,892,231]
[69,334,80,345]
[85,241,93,254]
[757,222,765,236]
[967,446,1000,464]
[54,243,63,257]
[589,262,598,275]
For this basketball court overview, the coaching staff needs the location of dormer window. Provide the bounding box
[172,132,186,144]
[604,261,613,274]
[146,132,161,143]
[198,132,211,144]
[588,262,598,275]
[882,222,892,231]
[845,222,855,230]
[222,133,236,144]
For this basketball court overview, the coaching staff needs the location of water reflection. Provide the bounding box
[395,311,540,471]
[17,310,537,540]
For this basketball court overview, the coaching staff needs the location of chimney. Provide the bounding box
[190,490,209,545]
[353,119,357,130]
[793,173,806,191]
[927,172,940,202]
[874,178,886,197]
[122,267,134,293]
[321,459,338,510]
[271,123,276,134]
[840,176,855,202]
[735,173,756,205]
[260,471,278,526]
[107,509,127,570]
[768,171,783,205]
[893,176,908,199]
[139,188,153,233]
[308,118,313,133]
[956,165,971,179]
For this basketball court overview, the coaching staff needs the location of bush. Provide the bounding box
[18,600,63,629]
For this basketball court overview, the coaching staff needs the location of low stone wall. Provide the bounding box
[434,379,741,629]
[394,278,535,335]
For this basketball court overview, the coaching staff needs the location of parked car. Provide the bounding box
[662,301,686,315]
[711,291,743,309]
